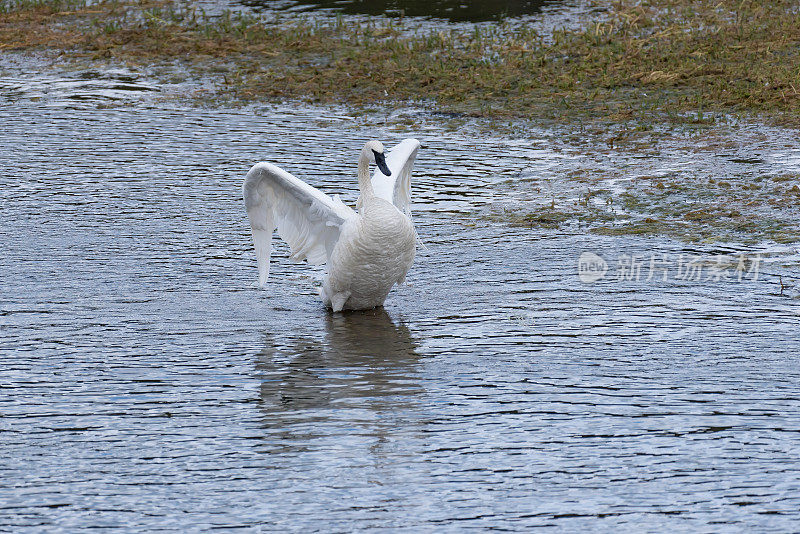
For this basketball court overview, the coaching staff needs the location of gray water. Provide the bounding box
[1,70,800,532]
[241,0,554,22]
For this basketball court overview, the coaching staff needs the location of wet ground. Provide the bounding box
[2,60,800,532]
[488,118,800,244]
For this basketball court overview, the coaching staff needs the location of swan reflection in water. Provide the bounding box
[255,308,422,452]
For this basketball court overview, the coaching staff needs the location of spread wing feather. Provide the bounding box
[242,162,355,287]
[369,138,421,217]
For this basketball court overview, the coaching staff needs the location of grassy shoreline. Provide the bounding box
[2,0,799,125]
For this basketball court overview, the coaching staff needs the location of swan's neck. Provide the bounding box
[357,147,375,201]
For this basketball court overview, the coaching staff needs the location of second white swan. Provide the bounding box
[243,139,421,312]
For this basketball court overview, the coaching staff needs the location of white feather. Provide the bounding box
[357,139,420,215]
[366,139,425,249]
[370,138,420,217]
[242,162,355,287]
[243,139,421,311]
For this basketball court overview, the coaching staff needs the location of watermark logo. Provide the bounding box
[578,252,608,283]
[578,252,763,283]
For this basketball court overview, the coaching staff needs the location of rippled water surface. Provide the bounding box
[242,0,555,21]
[2,72,800,532]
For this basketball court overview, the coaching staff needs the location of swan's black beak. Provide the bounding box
[373,150,391,176]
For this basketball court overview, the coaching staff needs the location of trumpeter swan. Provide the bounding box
[243,139,421,312]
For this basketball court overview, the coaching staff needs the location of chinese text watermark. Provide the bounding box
[578,251,762,283]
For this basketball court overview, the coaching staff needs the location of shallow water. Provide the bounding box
[243,0,555,22]
[1,69,800,532]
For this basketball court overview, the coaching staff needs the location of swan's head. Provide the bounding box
[364,140,391,176]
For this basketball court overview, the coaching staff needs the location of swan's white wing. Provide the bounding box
[243,162,355,287]
[371,138,421,217]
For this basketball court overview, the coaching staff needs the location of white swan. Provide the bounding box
[243,139,421,312]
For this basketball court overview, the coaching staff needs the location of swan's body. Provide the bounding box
[243,139,421,312]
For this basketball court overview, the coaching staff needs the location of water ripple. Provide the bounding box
[1,91,799,532]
